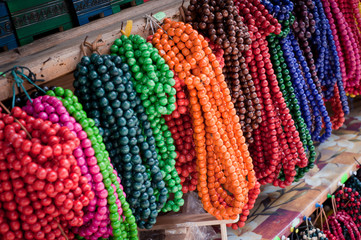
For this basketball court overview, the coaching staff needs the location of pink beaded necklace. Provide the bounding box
[322,0,361,96]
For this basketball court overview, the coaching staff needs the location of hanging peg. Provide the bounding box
[337,181,344,187]
[354,157,361,168]
[313,203,323,225]
[315,203,323,208]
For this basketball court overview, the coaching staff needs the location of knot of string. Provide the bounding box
[81,35,106,56]
[0,66,45,108]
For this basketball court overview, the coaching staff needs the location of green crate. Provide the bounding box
[5,0,73,45]
[111,0,143,14]
[5,0,55,12]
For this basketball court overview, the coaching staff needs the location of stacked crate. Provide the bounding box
[111,0,143,14]
[5,0,73,45]
[0,2,17,51]
[70,0,112,26]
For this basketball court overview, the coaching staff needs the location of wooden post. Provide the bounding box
[220,224,228,240]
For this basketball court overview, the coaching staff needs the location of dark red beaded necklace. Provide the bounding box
[336,184,361,229]
[326,211,361,240]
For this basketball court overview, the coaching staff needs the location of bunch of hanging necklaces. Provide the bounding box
[292,0,349,131]
[185,0,262,144]
[264,7,316,179]
[233,0,309,187]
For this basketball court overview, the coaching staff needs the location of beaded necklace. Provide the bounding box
[153,19,259,221]
[262,0,333,142]
[322,0,361,96]
[325,211,361,240]
[0,107,85,240]
[267,17,316,180]
[292,0,348,131]
[110,35,184,213]
[48,88,138,239]
[23,95,122,239]
[288,31,332,143]
[335,186,361,229]
[73,54,167,229]
[186,0,262,144]
[311,0,349,129]
[235,0,308,187]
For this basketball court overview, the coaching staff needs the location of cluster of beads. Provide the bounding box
[47,87,136,239]
[153,18,259,221]
[235,0,308,187]
[297,227,329,240]
[335,185,361,229]
[321,0,361,96]
[23,96,111,238]
[110,35,184,213]
[22,95,128,239]
[0,106,90,240]
[266,19,316,180]
[73,54,168,229]
[287,1,332,142]
[307,0,349,126]
[324,211,360,240]
[165,114,197,193]
[186,0,262,144]
[164,75,198,193]
[147,33,198,194]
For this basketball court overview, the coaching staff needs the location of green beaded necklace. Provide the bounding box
[47,87,138,240]
[267,16,316,181]
[111,35,184,212]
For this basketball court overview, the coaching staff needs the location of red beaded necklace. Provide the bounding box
[326,211,361,240]
[235,0,308,188]
[0,106,90,240]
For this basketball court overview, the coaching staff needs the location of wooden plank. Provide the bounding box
[0,0,188,101]
[147,213,239,230]
[227,103,361,240]
[220,224,228,240]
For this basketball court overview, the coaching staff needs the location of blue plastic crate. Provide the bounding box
[71,0,112,26]
[0,2,8,18]
[0,33,18,51]
[0,15,18,51]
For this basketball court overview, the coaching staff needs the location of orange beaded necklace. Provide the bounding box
[152,19,258,220]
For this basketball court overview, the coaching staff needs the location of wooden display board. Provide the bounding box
[140,193,239,240]
[0,0,189,101]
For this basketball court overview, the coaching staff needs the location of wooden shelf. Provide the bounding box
[139,193,239,240]
[150,213,239,230]
[224,101,361,240]
[0,0,189,101]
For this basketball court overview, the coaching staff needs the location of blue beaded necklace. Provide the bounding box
[261,0,293,21]
[268,16,317,180]
[288,32,332,143]
[265,0,332,142]
[310,0,349,115]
